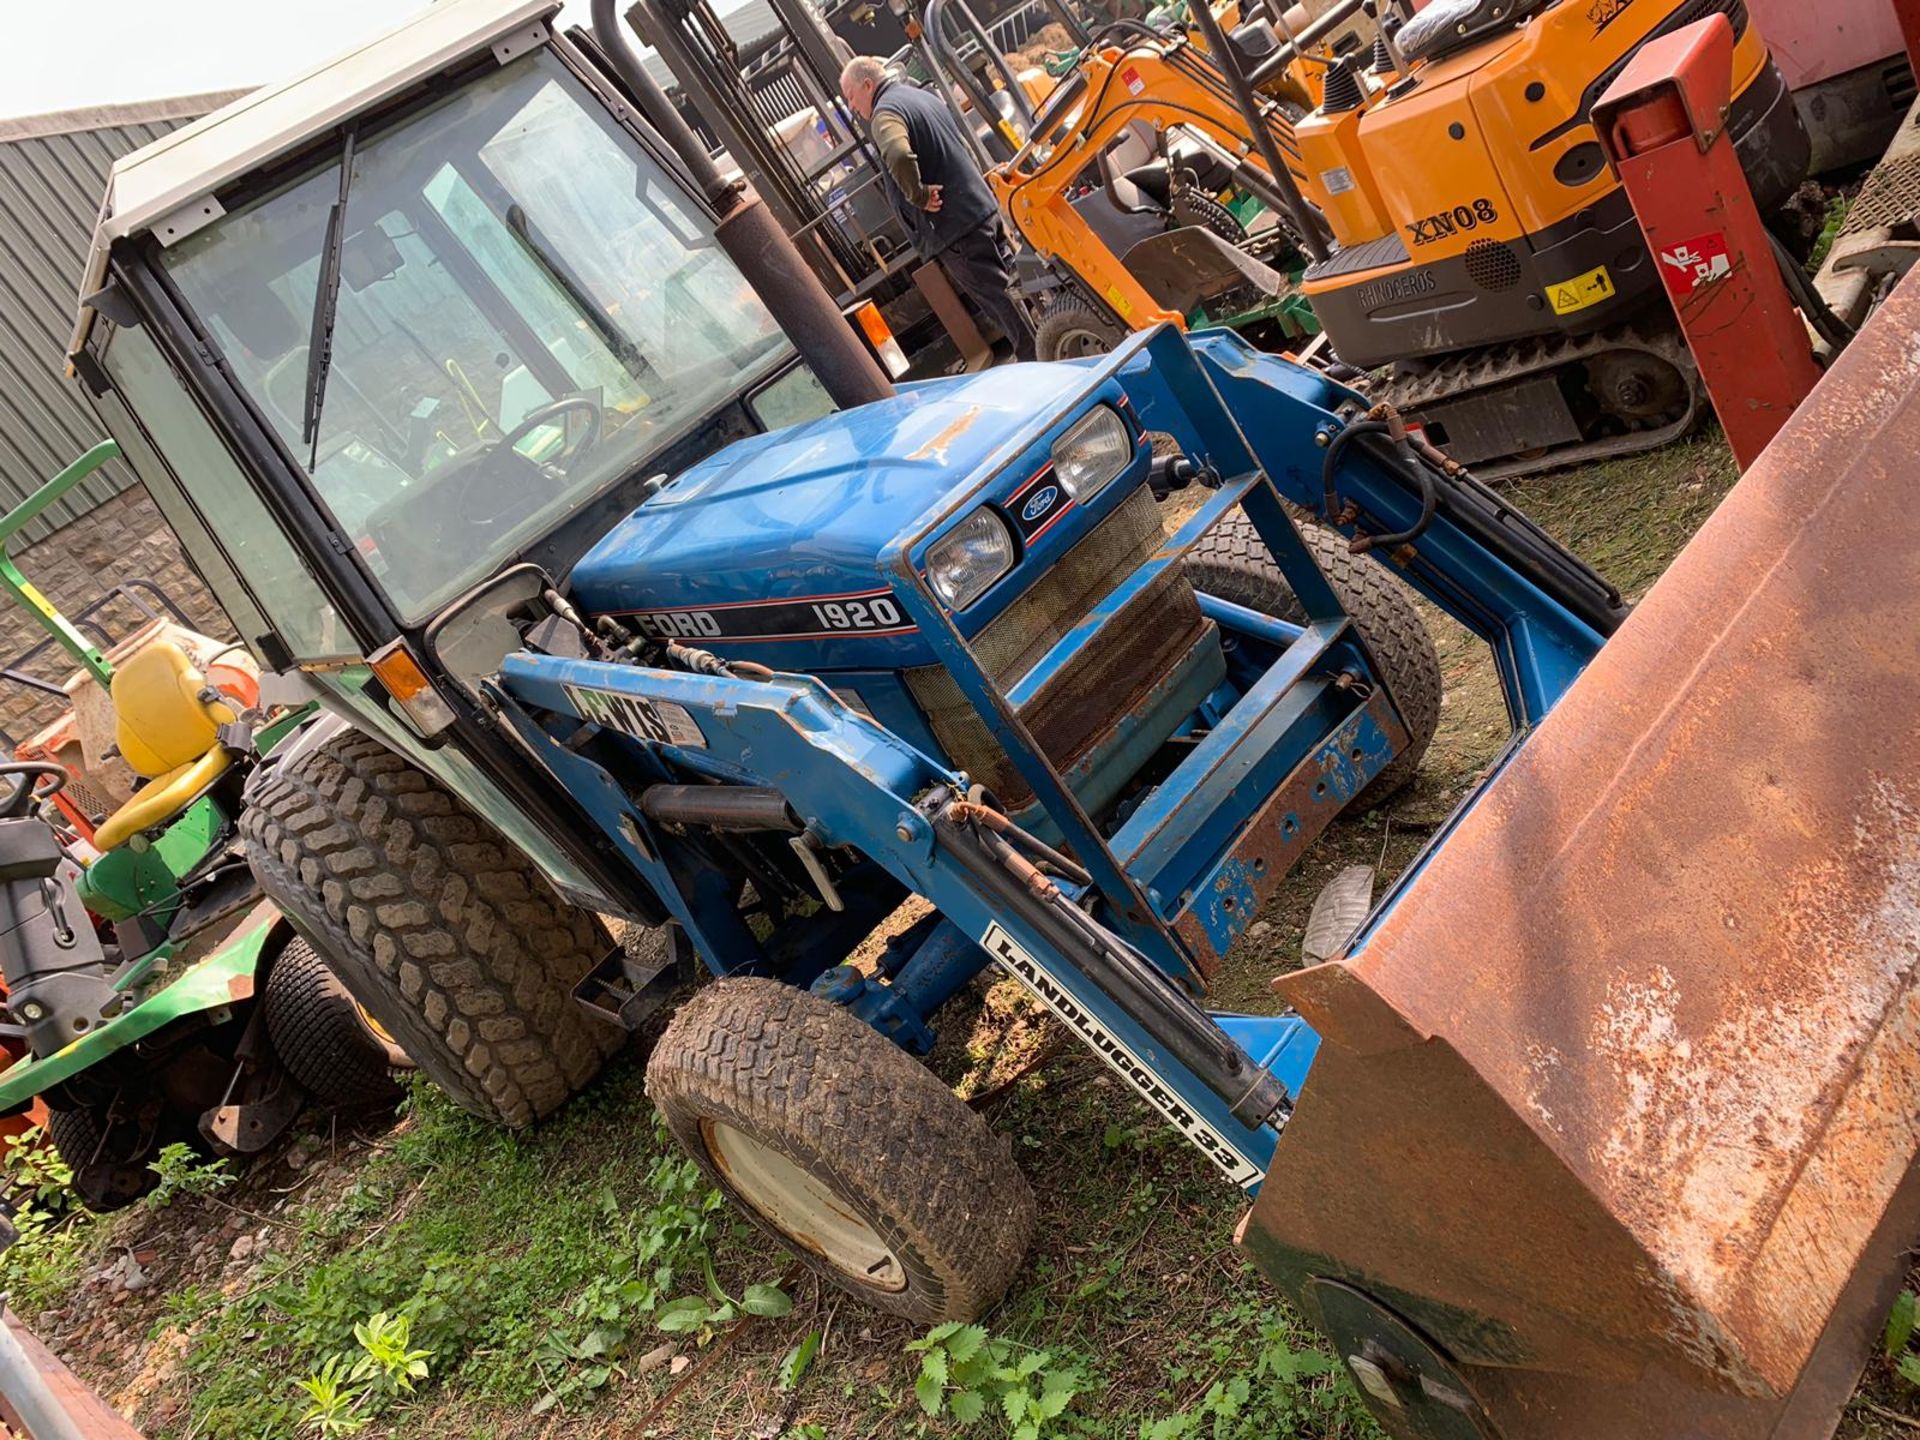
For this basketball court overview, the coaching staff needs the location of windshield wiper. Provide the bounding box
[504,202,655,382]
[300,124,358,471]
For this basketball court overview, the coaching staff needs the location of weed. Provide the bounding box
[1809,195,1851,274]
[0,1130,99,1315]
[656,1254,792,1337]
[909,1322,1085,1437]
[145,1144,234,1208]
[295,1355,370,1437]
[293,1310,433,1436]
[2,1128,72,1213]
[353,1310,432,1394]
[779,1330,822,1391]
[1884,1290,1920,1389]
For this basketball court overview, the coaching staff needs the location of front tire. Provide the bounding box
[46,1107,157,1212]
[1185,513,1442,800]
[648,978,1034,1323]
[1035,295,1127,362]
[262,939,404,1108]
[240,731,621,1130]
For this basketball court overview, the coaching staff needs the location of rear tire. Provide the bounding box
[46,1107,156,1212]
[262,939,403,1108]
[240,731,621,1130]
[648,978,1033,1323]
[1185,513,1442,800]
[1035,295,1127,362]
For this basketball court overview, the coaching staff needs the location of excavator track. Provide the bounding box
[1368,320,1705,482]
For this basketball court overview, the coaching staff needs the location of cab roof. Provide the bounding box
[69,0,558,359]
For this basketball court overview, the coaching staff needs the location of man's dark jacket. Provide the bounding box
[872,80,998,256]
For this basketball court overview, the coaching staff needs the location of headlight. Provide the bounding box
[927,507,1014,610]
[1050,405,1132,501]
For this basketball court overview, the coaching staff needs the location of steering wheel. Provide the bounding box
[494,395,604,472]
[0,762,68,820]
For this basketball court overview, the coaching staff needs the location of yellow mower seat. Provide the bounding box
[92,643,236,853]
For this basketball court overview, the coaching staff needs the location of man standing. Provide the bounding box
[840,56,1038,362]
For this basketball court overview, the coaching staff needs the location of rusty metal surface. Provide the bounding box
[1243,269,1920,1438]
[1173,690,1404,972]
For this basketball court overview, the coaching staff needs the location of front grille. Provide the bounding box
[906,488,1208,805]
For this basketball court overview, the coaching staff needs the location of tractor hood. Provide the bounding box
[567,364,1094,666]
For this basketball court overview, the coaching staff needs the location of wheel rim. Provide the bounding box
[352,1000,413,1069]
[1049,324,1113,360]
[703,1120,907,1291]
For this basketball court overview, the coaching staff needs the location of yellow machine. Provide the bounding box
[990,0,1810,474]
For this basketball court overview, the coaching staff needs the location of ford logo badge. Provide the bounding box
[1021,485,1059,523]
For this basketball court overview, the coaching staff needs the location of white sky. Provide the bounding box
[3,0,603,120]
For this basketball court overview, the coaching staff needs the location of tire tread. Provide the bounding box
[241,731,619,1129]
[648,978,1033,1323]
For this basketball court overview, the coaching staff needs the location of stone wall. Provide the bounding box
[0,485,232,747]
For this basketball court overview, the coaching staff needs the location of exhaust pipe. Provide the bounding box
[588,0,895,410]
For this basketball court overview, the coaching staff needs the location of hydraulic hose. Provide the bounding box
[1767,227,1855,354]
[1320,418,1390,517]
[1350,435,1436,552]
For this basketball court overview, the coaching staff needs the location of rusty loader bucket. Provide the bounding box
[1240,273,1920,1439]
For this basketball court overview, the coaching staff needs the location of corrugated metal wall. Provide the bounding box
[0,93,247,545]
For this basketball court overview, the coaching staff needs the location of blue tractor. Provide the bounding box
[62,0,1637,1427]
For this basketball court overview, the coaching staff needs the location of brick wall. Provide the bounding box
[0,485,232,748]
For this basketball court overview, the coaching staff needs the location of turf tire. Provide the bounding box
[45,1107,156,1212]
[240,730,621,1129]
[648,977,1034,1323]
[1035,294,1127,362]
[262,939,404,1107]
[1185,512,1442,800]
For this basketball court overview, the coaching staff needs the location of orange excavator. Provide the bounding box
[981,0,1807,475]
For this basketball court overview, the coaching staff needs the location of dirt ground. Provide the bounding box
[8,425,1917,1440]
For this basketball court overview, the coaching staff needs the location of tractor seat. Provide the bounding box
[91,643,238,852]
[1396,0,1551,62]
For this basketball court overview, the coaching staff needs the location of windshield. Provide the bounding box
[161,50,789,621]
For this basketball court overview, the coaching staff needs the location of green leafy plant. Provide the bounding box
[295,1355,371,1437]
[1,1128,72,1212]
[294,1310,433,1435]
[908,1323,1084,1438]
[1139,1307,1354,1440]
[1884,1289,1920,1388]
[353,1310,431,1394]
[656,1254,792,1338]
[145,1143,235,1208]
[779,1330,822,1392]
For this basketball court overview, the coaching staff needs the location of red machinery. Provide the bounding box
[1594,16,1826,468]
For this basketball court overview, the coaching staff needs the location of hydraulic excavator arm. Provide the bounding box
[989,38,1305,333]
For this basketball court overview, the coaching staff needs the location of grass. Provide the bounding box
[18,424,1916,1438]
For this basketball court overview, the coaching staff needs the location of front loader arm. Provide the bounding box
[491,656,1304,1189]
[1114,327,1624,728]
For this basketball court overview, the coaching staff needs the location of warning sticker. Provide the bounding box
[1545,263,1616,315]
[1320,166,1356,196]
[1656,232,1732,299]
[1120,65,1145,94]
[980,922,1266,1187]
[1103,283,1134,320]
